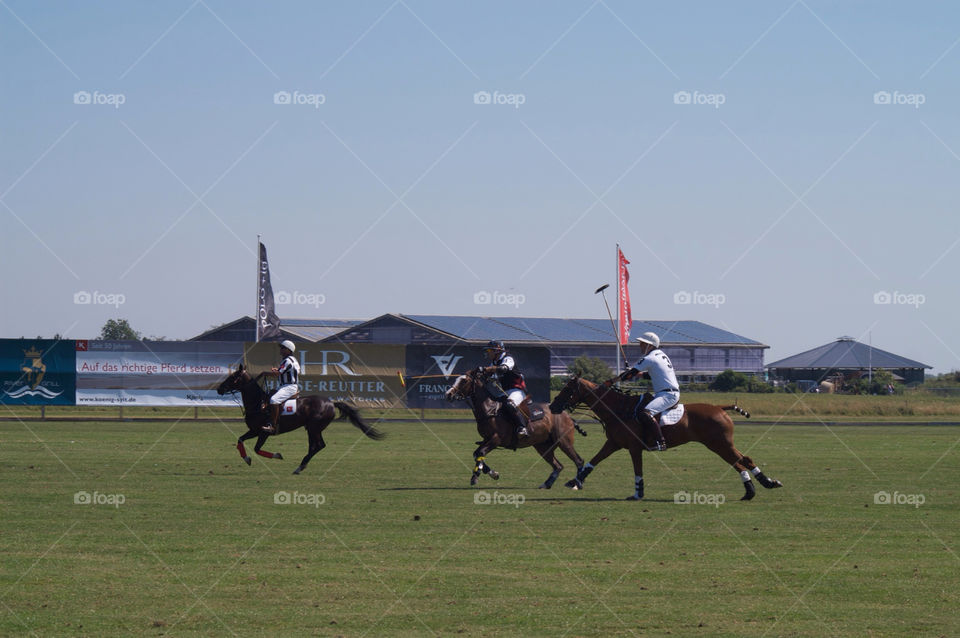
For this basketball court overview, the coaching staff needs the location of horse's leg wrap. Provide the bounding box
[565,461,594,489]
[740,469,757,500]
[237,441,252,465]
[629,475,644,500]
[752,467,782,489]
[540,468,561,489]
[578,462,594,482]
[738,456,782,489]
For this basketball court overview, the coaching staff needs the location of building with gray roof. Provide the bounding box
[326,314,766,379]
[766,336,931,384]
[192,313,767,380]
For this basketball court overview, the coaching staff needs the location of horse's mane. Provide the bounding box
[239,372,267,403]
[574,378,645,413]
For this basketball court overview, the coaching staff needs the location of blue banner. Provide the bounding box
[403,345,550,409]
[0,339,77,406]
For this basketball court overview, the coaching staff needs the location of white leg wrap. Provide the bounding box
[740,470,751,482]
[752,467,762,476]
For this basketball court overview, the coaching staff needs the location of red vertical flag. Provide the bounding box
[617,247,631,345]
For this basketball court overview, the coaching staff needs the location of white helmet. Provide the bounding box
[636,332,660,348]
[280,340,296,353]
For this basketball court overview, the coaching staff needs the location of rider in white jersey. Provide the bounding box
[610,332,677,451]
[262,340,300,434]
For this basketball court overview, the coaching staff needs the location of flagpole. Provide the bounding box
[615,243,621,375]
[255,234,261,343]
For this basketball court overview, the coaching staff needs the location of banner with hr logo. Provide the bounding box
[244,342,406,408]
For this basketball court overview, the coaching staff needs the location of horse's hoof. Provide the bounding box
[625,494,642,501]
[274,453,283,460]
[742,482,757,500]
[489,471,500,480]
[769,479,783,489]
[538,483,551,490]
[565,479,582,490]
[292,467,302,475]
[243,456,251,466]
[470,475,478,486]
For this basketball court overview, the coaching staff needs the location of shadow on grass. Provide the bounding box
[377,487,677,503]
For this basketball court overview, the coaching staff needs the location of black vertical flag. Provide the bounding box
[257,242,281,340]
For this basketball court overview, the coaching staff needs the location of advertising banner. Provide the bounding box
[618,246,632,345]
[75,340,243,406]
[257,242,282,340]
[0,339,76,405]
[244,342,406,408]
[403,345,551,409]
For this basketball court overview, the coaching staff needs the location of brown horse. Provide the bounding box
[549,376,782,501]
[216,364,384,474]
[445,369,587,488]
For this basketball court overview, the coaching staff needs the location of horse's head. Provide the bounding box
[549,375,592,413]
[444,369,482,402]
[216,363,250,395]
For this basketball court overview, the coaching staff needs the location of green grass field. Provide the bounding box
[2,416,958,637]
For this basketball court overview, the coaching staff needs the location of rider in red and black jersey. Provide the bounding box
[477,340,529,438]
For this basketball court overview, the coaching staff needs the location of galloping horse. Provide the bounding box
[216,364,384,474]
[549,376,782,500]
[445,369,587,488]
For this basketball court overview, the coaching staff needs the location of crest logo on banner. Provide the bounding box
[430,354,463,378]
[3,344,64,400]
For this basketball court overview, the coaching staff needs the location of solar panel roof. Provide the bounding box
[400,315,763,346]
[766,338,930,369]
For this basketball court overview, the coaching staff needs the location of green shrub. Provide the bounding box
[566,356,613,383]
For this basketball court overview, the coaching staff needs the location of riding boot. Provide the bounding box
[638,410,666,451]
[262,403,280,434]
[501,400,528,438]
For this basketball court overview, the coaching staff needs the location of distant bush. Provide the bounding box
[566,356,613,384]
[844,369,899,395]
[709,369,774,393]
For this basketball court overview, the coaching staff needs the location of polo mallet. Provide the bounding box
[396,371,461,389]
[595,284,628,365]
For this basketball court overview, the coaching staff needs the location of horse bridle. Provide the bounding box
[446,373,477,403]
[557,378,615,413]
[220,371,255,414]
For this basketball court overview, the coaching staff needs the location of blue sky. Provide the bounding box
[2,1,959,373]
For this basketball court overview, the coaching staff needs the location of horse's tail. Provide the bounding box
[721,404,750,419]
[334,402,385,440]
[573,420,588,437]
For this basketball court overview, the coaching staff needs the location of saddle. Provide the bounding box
[626,392,681,424]
[261,392,300,416]
[520,398,546,424]
[280,397,299,415]
[484,397,546,425]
